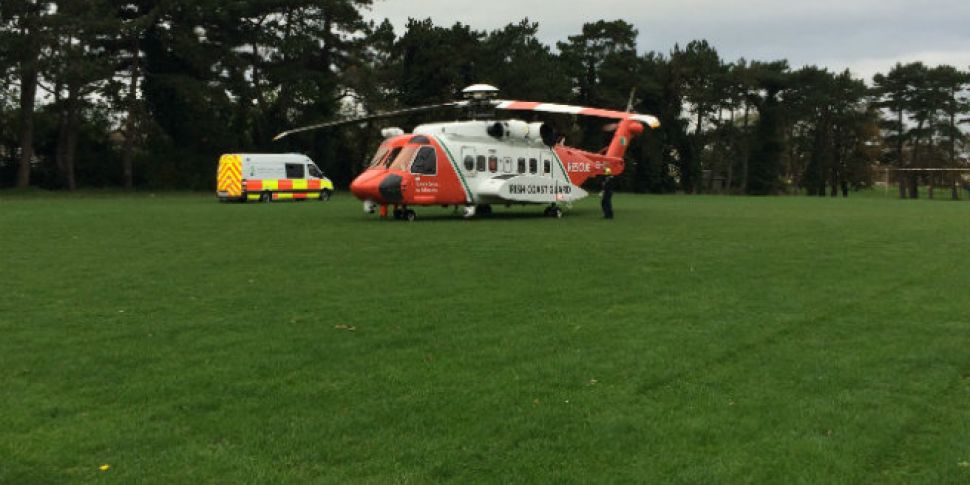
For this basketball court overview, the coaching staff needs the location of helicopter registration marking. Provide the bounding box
[566,162,607,173]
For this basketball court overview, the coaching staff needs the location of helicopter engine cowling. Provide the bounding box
[537,123,559,147]
[487,120,537,142]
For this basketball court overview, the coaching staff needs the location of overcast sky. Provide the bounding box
[365,0,970,81]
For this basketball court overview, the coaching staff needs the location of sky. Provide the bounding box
[364,0,970,81]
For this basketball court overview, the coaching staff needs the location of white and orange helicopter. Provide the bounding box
[274,84,659,220]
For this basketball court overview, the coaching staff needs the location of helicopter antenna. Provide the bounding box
[625,87,637,113]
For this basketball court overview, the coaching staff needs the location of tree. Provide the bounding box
[38,0,118,190]
[557,20,639,166]
[745,60,789,195]
[477,19,570,102]
[669,40,724,193]
[1,0,55,188]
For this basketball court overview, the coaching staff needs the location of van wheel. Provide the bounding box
[260,192,271,203]
[320,189,331,201]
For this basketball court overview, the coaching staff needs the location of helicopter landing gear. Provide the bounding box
[476,204,493,217]
[462,205,477,219]
[544,205,563,218]
[392,206,416,221]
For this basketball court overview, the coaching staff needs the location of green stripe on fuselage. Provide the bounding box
[433,135,473,203]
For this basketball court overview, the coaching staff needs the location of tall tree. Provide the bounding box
[746,60,789,195]
[557,20,638,159]
[670,40,724,193]
[40,0,117,190]
[1,0,54,188]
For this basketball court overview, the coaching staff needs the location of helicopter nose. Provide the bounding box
[350,170,408,204]
[378,174,404,203]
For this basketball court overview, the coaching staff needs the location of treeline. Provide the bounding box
[1,2,968,195]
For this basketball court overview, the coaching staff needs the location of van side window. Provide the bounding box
[517,158,526,174]
[308,164,323,178]
[464,155,475,171]
[488,156,498,173]
[529,158,538,174]
[285,163,305,179]
[411,146,437,175]
[476,155,487,172]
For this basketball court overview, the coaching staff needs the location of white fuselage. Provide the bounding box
[413,120,587,204]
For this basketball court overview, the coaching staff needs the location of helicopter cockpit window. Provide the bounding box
[285,163,305,179]
[410,135,431,144]
[476,155,487,172]
[368,146,390,168]
[464,155,475,171]
[517,158,526,174]
[410,146,437,175]
[308,164,324,178]
[543,160,552,175]
[488,156,498,173]
[529,158,538,174]
[387,146,418,171]
[383,147,404,168]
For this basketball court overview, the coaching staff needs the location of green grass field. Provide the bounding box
[2,191,969,483]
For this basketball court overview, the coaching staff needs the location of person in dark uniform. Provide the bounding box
[601,168,615,219]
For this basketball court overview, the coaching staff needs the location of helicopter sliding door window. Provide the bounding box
[529,158,538,174]
[463,155,475,171]
[488,156,498,173]
[517,158,526,174]
[410,146,437,175]
[503,157,512,173]
[285,163,305,179]
[543,159,552,175]
[476,155,487,172]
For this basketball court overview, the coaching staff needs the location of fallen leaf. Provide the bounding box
[335,324,356,331]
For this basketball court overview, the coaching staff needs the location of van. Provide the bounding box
[217,153,334,202]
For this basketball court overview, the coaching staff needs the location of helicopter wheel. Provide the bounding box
[404,209,417,222]
[477,204,493,217]
[546,206,562,218]
[392,208,403,220]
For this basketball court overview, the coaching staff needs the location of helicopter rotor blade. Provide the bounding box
[273,101,469,141]
[493,100,660,129]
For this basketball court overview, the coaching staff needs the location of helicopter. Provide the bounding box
[273,84,660,220]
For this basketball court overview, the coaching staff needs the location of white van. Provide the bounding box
[217,153,334,202]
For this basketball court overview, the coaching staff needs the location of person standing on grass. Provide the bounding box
[601,168,615,219]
